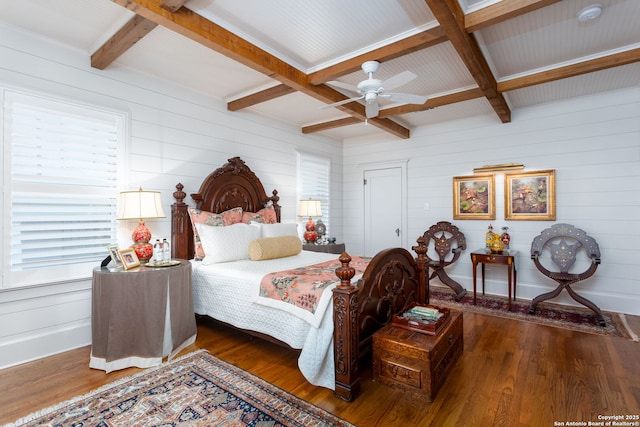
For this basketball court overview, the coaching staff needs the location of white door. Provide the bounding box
[363,167,403,256]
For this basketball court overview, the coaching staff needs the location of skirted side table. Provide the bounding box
[90,260,196,372]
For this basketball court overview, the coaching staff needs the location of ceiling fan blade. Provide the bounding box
[381,71,417,91]
[321,95,364,109]
[365,101,379,118]
[326,80,360,94]
[384,92,428,105]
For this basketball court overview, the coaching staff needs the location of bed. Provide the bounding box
[171,156,430,401]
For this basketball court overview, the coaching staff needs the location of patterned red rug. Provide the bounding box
[429,286,638,341]
[7,350,354,427]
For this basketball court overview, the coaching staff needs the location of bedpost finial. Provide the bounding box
[413,235,428,260]
[173,183,186,204]
[335,252,356,288]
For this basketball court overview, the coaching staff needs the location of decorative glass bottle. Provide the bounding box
[485,224,495,249]
[153,239,163,263]
[162,238,171,262]
[500,227,511,250]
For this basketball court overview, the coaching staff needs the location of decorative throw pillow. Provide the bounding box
[242,205,277,224]
[188,207,243,259]
[259,223,298,238]
[196,222,261,265]
[248,236,302,261]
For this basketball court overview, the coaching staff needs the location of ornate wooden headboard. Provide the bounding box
[171,156,281,260]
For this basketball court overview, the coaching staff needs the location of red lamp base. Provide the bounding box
[131,219,153,263]
[132,242,153,263]
[304,217,317,243]
[303,230,318,243]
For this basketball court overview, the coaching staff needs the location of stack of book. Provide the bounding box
[392,303,451,335]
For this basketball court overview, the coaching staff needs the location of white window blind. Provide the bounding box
[297,152,330,232]
[2,90,124,288]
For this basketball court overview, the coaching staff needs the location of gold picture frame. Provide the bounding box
[118,248,140,270]
[505,169,556,220]
[452,174,496,220]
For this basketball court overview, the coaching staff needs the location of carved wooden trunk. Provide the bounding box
[372,310,463,401]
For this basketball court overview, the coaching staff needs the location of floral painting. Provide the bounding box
[453,174,495,220]
[505,169,556,220]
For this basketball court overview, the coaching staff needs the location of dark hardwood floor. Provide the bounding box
[1,311,639,426]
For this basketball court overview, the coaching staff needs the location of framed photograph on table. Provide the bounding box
[106,244,122,268]
[505,169,556,220]
[118,248,140,270]
[452,174,495,220]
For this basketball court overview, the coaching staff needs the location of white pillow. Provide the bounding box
[196,223,261,265]
[258,222,298,238]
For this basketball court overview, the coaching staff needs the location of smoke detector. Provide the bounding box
[577,4,603,22]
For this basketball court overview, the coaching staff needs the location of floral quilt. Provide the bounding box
[259,256,370,315]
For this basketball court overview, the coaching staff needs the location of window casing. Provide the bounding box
[296,152,330,234]
[2,89,125,288]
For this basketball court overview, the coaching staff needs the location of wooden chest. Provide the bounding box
[372,310,463,401]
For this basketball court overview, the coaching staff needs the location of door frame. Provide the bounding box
[359,159,409,252]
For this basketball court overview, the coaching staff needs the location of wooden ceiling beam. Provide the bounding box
[498,47,640,92]
[425,0,511,123]
[110,0,411,139]
[308,27,447,85]
[91,14,158,70]
[304,88,484,134]
[465,0,562,33]
[378,87,484,117]
[302,117,361,134]
[227,84,296,111]
[91,0,185,70]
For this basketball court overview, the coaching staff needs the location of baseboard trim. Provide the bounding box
[0,321,91,370]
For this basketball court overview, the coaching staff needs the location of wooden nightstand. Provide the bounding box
[303,243,345,254]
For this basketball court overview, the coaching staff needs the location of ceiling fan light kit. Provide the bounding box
[324,60,428,118]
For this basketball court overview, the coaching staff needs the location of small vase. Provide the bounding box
[485,224,495,249]
[500,227,511,250]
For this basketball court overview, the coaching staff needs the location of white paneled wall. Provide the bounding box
[0,24,343,369]
[343,87,640,315]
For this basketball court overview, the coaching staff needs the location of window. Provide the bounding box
[296,152,330,233]
[1,89,125,288]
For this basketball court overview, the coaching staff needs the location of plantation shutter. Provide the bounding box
[297,153,330,232]
[2,90,124,288]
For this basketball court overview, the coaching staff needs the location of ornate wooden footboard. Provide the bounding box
[332,241,429,401]
[171,156,429,401]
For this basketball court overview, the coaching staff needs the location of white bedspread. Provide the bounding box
[191,251,352,390]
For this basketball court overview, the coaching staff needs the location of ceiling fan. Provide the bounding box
[324,60,428,119]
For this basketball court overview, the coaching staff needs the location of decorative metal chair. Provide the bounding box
[529,223,604,326]
[422,221,467,301]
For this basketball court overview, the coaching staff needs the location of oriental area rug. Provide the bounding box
[7,350,355,427]
[429,286,638,342]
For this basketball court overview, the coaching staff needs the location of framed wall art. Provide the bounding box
[118,248,140,270]
[452,174,495,220]
[505,169,556,220]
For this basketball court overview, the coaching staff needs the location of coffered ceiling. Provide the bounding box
[2,0,639,140]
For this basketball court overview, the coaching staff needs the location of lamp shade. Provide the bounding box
[117,188,166,220]
[297,199,322,217]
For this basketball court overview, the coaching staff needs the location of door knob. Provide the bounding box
[395,228,400,236]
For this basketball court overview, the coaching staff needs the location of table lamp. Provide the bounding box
[117,188,166,263]
[298,199,322,243]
